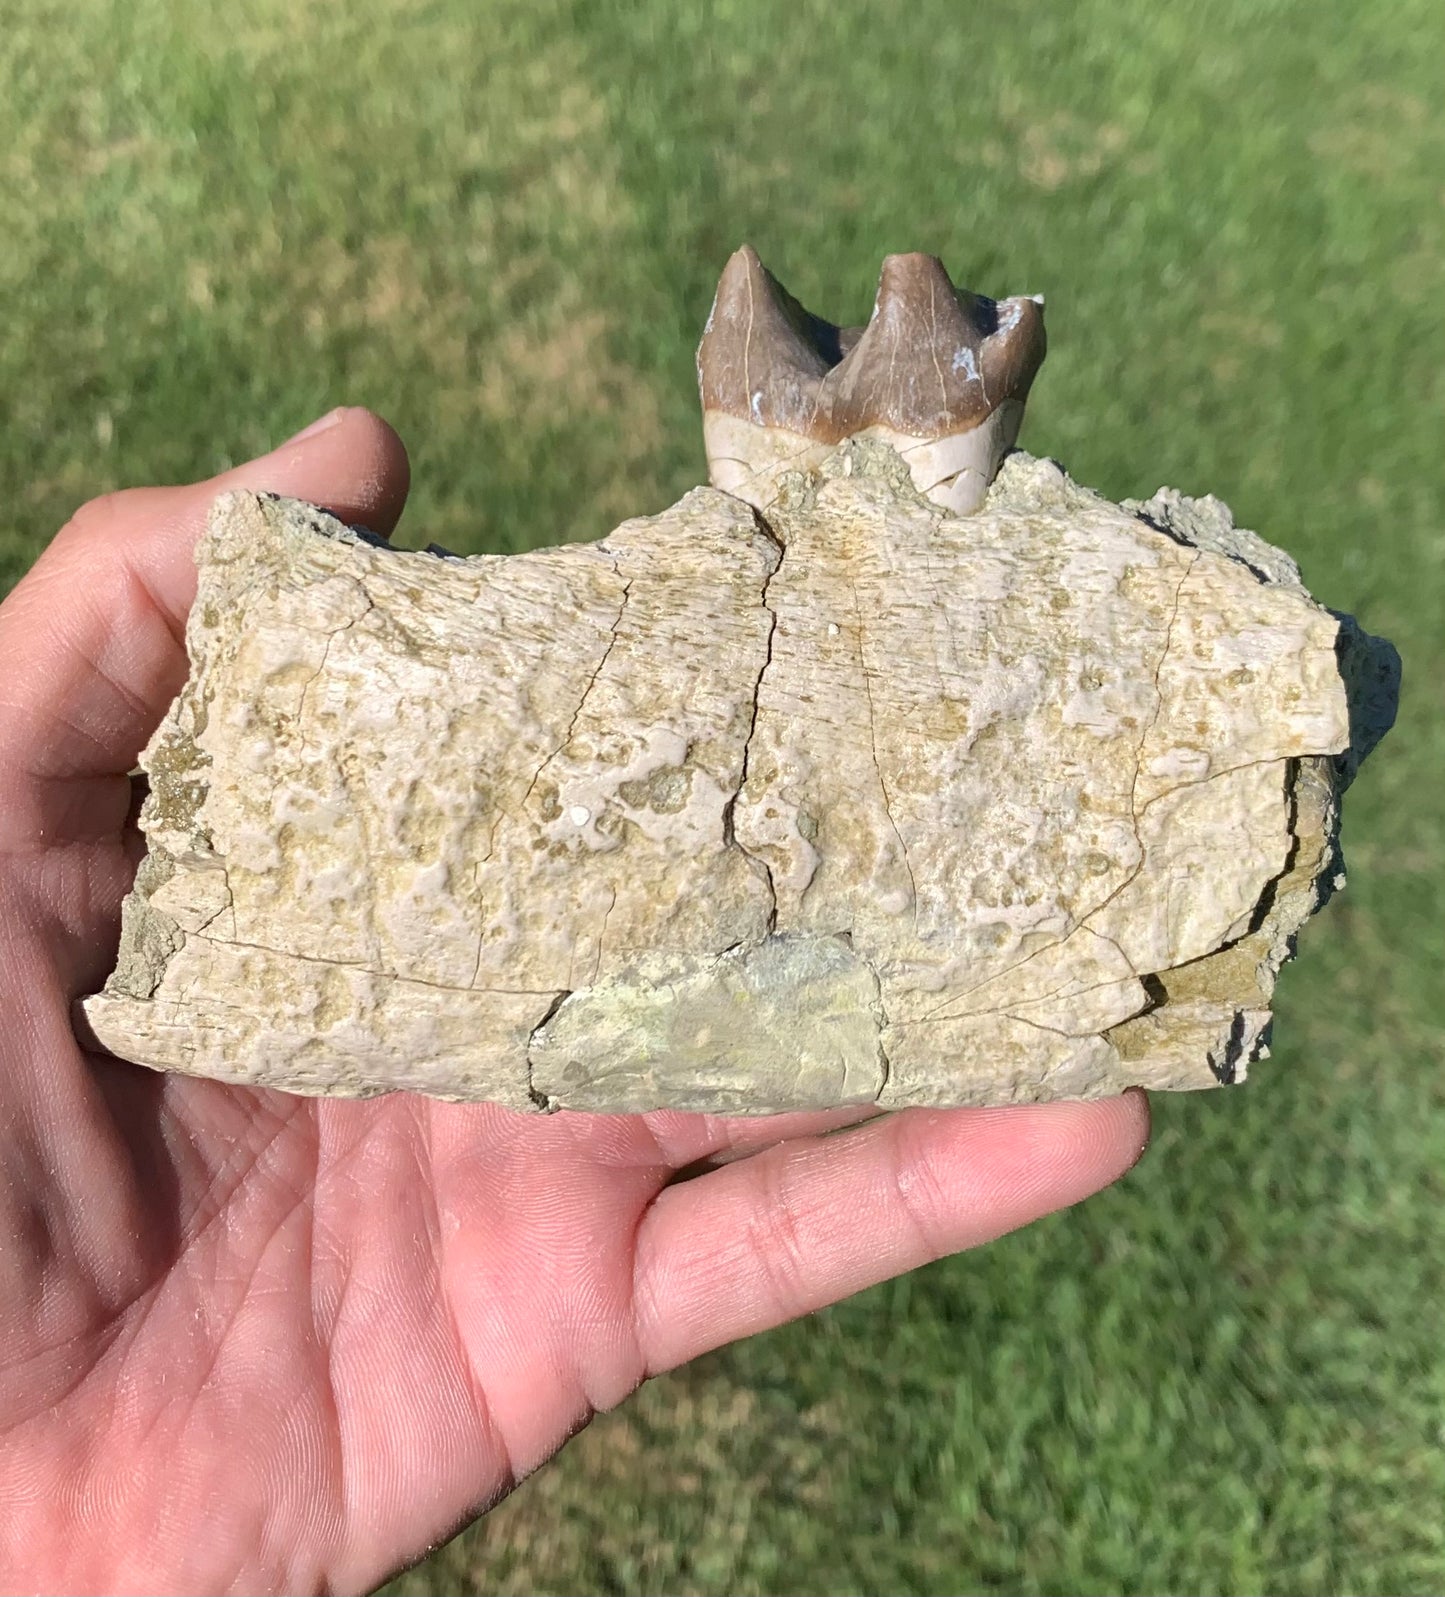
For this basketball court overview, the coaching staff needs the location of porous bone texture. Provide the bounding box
[81,445,1390,1112]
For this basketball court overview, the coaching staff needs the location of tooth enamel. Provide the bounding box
[696,244,841,438]
[980,295,1047,404]
[697,247,1047,516]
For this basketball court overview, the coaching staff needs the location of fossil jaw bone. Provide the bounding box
[697,245,1046,515]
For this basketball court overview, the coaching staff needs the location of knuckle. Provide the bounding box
[747,1159,813,1314]
[890,1129,952,1260]
[59,488,144,543]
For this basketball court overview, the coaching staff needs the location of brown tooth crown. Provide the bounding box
[978,294,1046,410]
[696,247,1046,445]
[696,245,846,434]
[825,254,1047,440]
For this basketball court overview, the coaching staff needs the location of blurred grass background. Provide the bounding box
[1,0,1440,1591]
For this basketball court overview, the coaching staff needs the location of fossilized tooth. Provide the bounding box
[696,244,845,428]
[698,246,1046,515]
[822,253,1047,514]
[696,244,847,507]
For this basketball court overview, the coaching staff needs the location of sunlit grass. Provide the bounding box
[2,1,1439,1591]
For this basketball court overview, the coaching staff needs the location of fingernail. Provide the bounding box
[280,407,347,447]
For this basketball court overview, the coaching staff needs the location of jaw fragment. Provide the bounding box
[697,245,1046,514]
[76,253,1397,1115]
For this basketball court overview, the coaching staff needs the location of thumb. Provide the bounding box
[0,407,409,846]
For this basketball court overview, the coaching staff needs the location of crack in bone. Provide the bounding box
[724,507,785,930]
[519,564,632,813]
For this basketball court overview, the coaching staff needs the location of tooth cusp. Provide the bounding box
[697,244,843,438]
[697,246,1046,515]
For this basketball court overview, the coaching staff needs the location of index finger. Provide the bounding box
[631,1092,1151,1375]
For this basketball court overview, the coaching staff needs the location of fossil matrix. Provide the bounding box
[81,249,1397,1112]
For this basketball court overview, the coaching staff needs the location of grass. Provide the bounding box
[2,0,1441,1590]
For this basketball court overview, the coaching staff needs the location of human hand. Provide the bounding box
[0,409,1150,1595]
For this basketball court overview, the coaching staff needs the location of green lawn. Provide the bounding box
[3,1,1440,1591]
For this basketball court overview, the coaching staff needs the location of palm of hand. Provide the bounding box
[3,1017,834,1593]
[0,412,1147,1595]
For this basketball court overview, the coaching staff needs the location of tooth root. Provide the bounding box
[697,245,839,433]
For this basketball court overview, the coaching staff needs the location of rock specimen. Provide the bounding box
[80,251,1396,1113]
